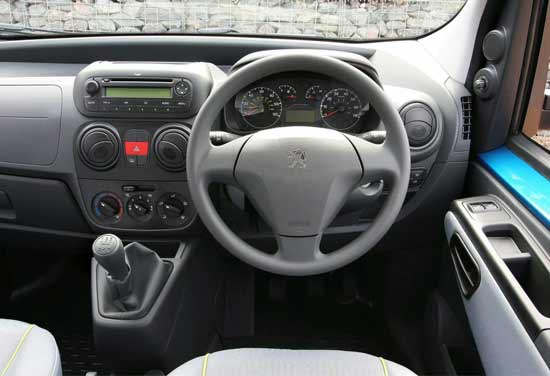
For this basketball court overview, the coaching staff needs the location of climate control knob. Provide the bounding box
[127,194,154,222]
[92,192,123,224]
[157,193,189,227]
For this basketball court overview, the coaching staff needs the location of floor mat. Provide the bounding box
[56,332,110,376]
[3,256,111,376]
[223,274,394,359]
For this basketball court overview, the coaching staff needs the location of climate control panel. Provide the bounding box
[75,121,196,231]
[82,180,196,230]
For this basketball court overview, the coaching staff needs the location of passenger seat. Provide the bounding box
[0,319,61,376]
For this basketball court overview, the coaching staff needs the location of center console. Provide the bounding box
[73,62,214,233]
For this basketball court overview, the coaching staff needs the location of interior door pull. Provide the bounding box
[450,234,481,298]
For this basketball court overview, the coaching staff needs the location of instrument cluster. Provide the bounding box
[224,72,380,134]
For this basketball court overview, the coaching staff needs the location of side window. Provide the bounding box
[524,58,550,151]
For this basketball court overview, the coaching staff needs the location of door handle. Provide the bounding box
[450,234,481,298]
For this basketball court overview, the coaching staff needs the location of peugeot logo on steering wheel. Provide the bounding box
[288,149,307,168]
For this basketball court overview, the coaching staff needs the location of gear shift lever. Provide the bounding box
[92,234,172,315]
[93,234,133,302]
[93,234,129,281]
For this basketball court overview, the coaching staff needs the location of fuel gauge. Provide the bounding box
[278,85,297,106]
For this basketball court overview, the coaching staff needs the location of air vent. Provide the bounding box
[399,102,436,147]
[78,125,120,170]
[153,125,190,172]
[461,96,473,140]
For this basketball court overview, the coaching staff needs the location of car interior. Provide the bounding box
[0,0,550,375]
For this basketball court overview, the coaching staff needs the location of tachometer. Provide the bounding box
[320,88,362,130]
[240,87,282,129]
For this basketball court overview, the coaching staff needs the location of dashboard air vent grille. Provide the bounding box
[461,96,473,140]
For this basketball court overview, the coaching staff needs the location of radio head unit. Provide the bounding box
[74,61,213,118]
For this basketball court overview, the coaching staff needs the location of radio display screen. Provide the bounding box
[105,87,172,99]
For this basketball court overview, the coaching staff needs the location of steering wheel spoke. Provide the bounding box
[275,234,324,263]
[200,136,250,185]
[346,135,401,185]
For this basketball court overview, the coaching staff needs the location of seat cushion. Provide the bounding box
[0,319,61,376]
[169,348,416,376]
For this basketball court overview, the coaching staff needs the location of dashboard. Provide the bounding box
[0,40,471,244]
[224,72,379,134]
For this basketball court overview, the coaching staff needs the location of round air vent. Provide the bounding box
[79,125,120,170]
[399,103,436,147]
[153,125,190,172]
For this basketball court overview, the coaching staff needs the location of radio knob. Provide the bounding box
[85,79,100,95]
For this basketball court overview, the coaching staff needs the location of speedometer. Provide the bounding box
[240,87,282,129]
[320,88,362,130]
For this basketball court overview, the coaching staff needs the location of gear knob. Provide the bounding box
[93,234,129,281]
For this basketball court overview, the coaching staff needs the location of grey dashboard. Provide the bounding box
[0,38,471,245]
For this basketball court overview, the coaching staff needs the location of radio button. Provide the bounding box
[173,100,189,107]
[140,99,160,106]
[84,98,99,111]
[159,100,171,107]
[175,80,191,96]
[119,105,134,112]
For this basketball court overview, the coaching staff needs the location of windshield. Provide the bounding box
[0,0,466,40]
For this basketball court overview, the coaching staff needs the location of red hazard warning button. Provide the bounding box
[125,141,149,156]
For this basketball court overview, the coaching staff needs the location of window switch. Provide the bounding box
[469,203,486,213]
[483,202,499,211]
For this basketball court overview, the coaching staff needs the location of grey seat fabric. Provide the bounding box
[0,319,62,376]
[169,348,416,376]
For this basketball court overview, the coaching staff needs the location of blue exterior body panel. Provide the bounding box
[479,146,550,228]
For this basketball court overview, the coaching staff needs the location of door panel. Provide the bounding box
[445,211,549,375]
[445,193,550,375]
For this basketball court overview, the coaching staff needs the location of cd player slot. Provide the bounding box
[108,78,174,83]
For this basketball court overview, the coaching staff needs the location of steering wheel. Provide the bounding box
[187,53,410,276]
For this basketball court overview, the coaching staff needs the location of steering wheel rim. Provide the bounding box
[187,53,410,276]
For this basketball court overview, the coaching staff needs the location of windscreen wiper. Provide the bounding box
[0,22,73,36]
[196,27,240,34]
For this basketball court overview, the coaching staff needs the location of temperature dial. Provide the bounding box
[278,85,297,106]
[127,194,154,222]
[157,192,189,227]
[92,192,123,224]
